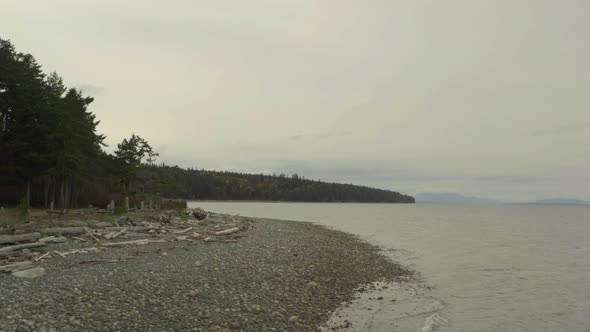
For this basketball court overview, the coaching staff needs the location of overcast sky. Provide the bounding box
[2,0,589,201]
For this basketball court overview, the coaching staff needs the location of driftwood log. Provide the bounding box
[215,227,240,236]
[0,232,41,245]
[41,227,86,235]
[101,239,150,247]
[0,261,33,273]
[0,241,46,254]
[104,228,127,240]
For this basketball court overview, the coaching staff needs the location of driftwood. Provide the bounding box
[39,236,67,243]
[169,227,193,234]
[215,227,240,236]
[0,261,33,273]
[101,239,150,247]
[57,220,88,227]
[46,210,83,216]
[35,252,51,261]
[79,257,135,265]
[105,228,126,240]
[39,236,56,243]
[0,241,46,253]
[84,227,101,242]
[104,226,152,232]
[41,227,86,235]
[0,232,41,245]
[0,249,34,258]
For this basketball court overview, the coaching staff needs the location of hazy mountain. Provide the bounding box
[525,198,590,206]
[414,193,503,204]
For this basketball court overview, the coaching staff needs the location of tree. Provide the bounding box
[114,134,158,193]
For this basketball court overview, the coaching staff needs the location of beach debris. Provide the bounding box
[215,227,240,236]
[169,227,193,234]
[101,239,151,247]
[190,232,202,239]
[39,236,57,243]
[78,257,136,265]
[0,242,46,254]
[53,236,68,243]
[34,252,51,261]
[84,227,101,242]
[93,222,112,228]
[187,208,207,220]
[57,220,88,227]
[0,233,41,245]
[0,261,33,273]
[41,227,86,235]
[12,267,46,279]
[0,207,253,264]
[104,228,127,240]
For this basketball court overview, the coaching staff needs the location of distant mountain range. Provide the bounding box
[522,198,590,206]
[414,193,503,204]
[414,193,590,206]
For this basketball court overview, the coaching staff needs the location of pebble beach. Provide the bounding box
[0,215,411,332]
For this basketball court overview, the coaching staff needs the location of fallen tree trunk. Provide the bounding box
[41,227,85,235]
[0,233,41,245]
[0,241,46,253]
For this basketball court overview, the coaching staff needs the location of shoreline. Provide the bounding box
[0,212,412,331]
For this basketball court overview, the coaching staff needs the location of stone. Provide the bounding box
[12,267,46,279]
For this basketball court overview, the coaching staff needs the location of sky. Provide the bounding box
[1,0,589,202]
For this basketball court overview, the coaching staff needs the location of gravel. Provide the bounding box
[0,217,412,332]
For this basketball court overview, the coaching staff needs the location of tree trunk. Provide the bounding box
[43,177,51,208]
[25,180,31,207]
[59,179,65,209]
[64,178,70,209]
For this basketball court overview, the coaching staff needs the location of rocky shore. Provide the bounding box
[0,212,412,331]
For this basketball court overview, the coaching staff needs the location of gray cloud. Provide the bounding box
[75,83,104,95]
[2,0,590,201]
[532,122,590,136]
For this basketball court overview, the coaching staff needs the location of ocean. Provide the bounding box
[188,202,590,331]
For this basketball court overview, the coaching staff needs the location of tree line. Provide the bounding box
[0,38,414,207]
[139,166,415,203]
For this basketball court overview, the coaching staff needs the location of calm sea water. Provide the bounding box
[188,202,590,331]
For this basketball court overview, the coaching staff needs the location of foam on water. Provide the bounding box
[322,280,448,331]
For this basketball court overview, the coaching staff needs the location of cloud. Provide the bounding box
[287,134,303,141]
[75,83,104,95]
[532,122,590,136]
[287,131,353,142]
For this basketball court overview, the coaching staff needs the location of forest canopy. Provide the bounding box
[0,38,414,207]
